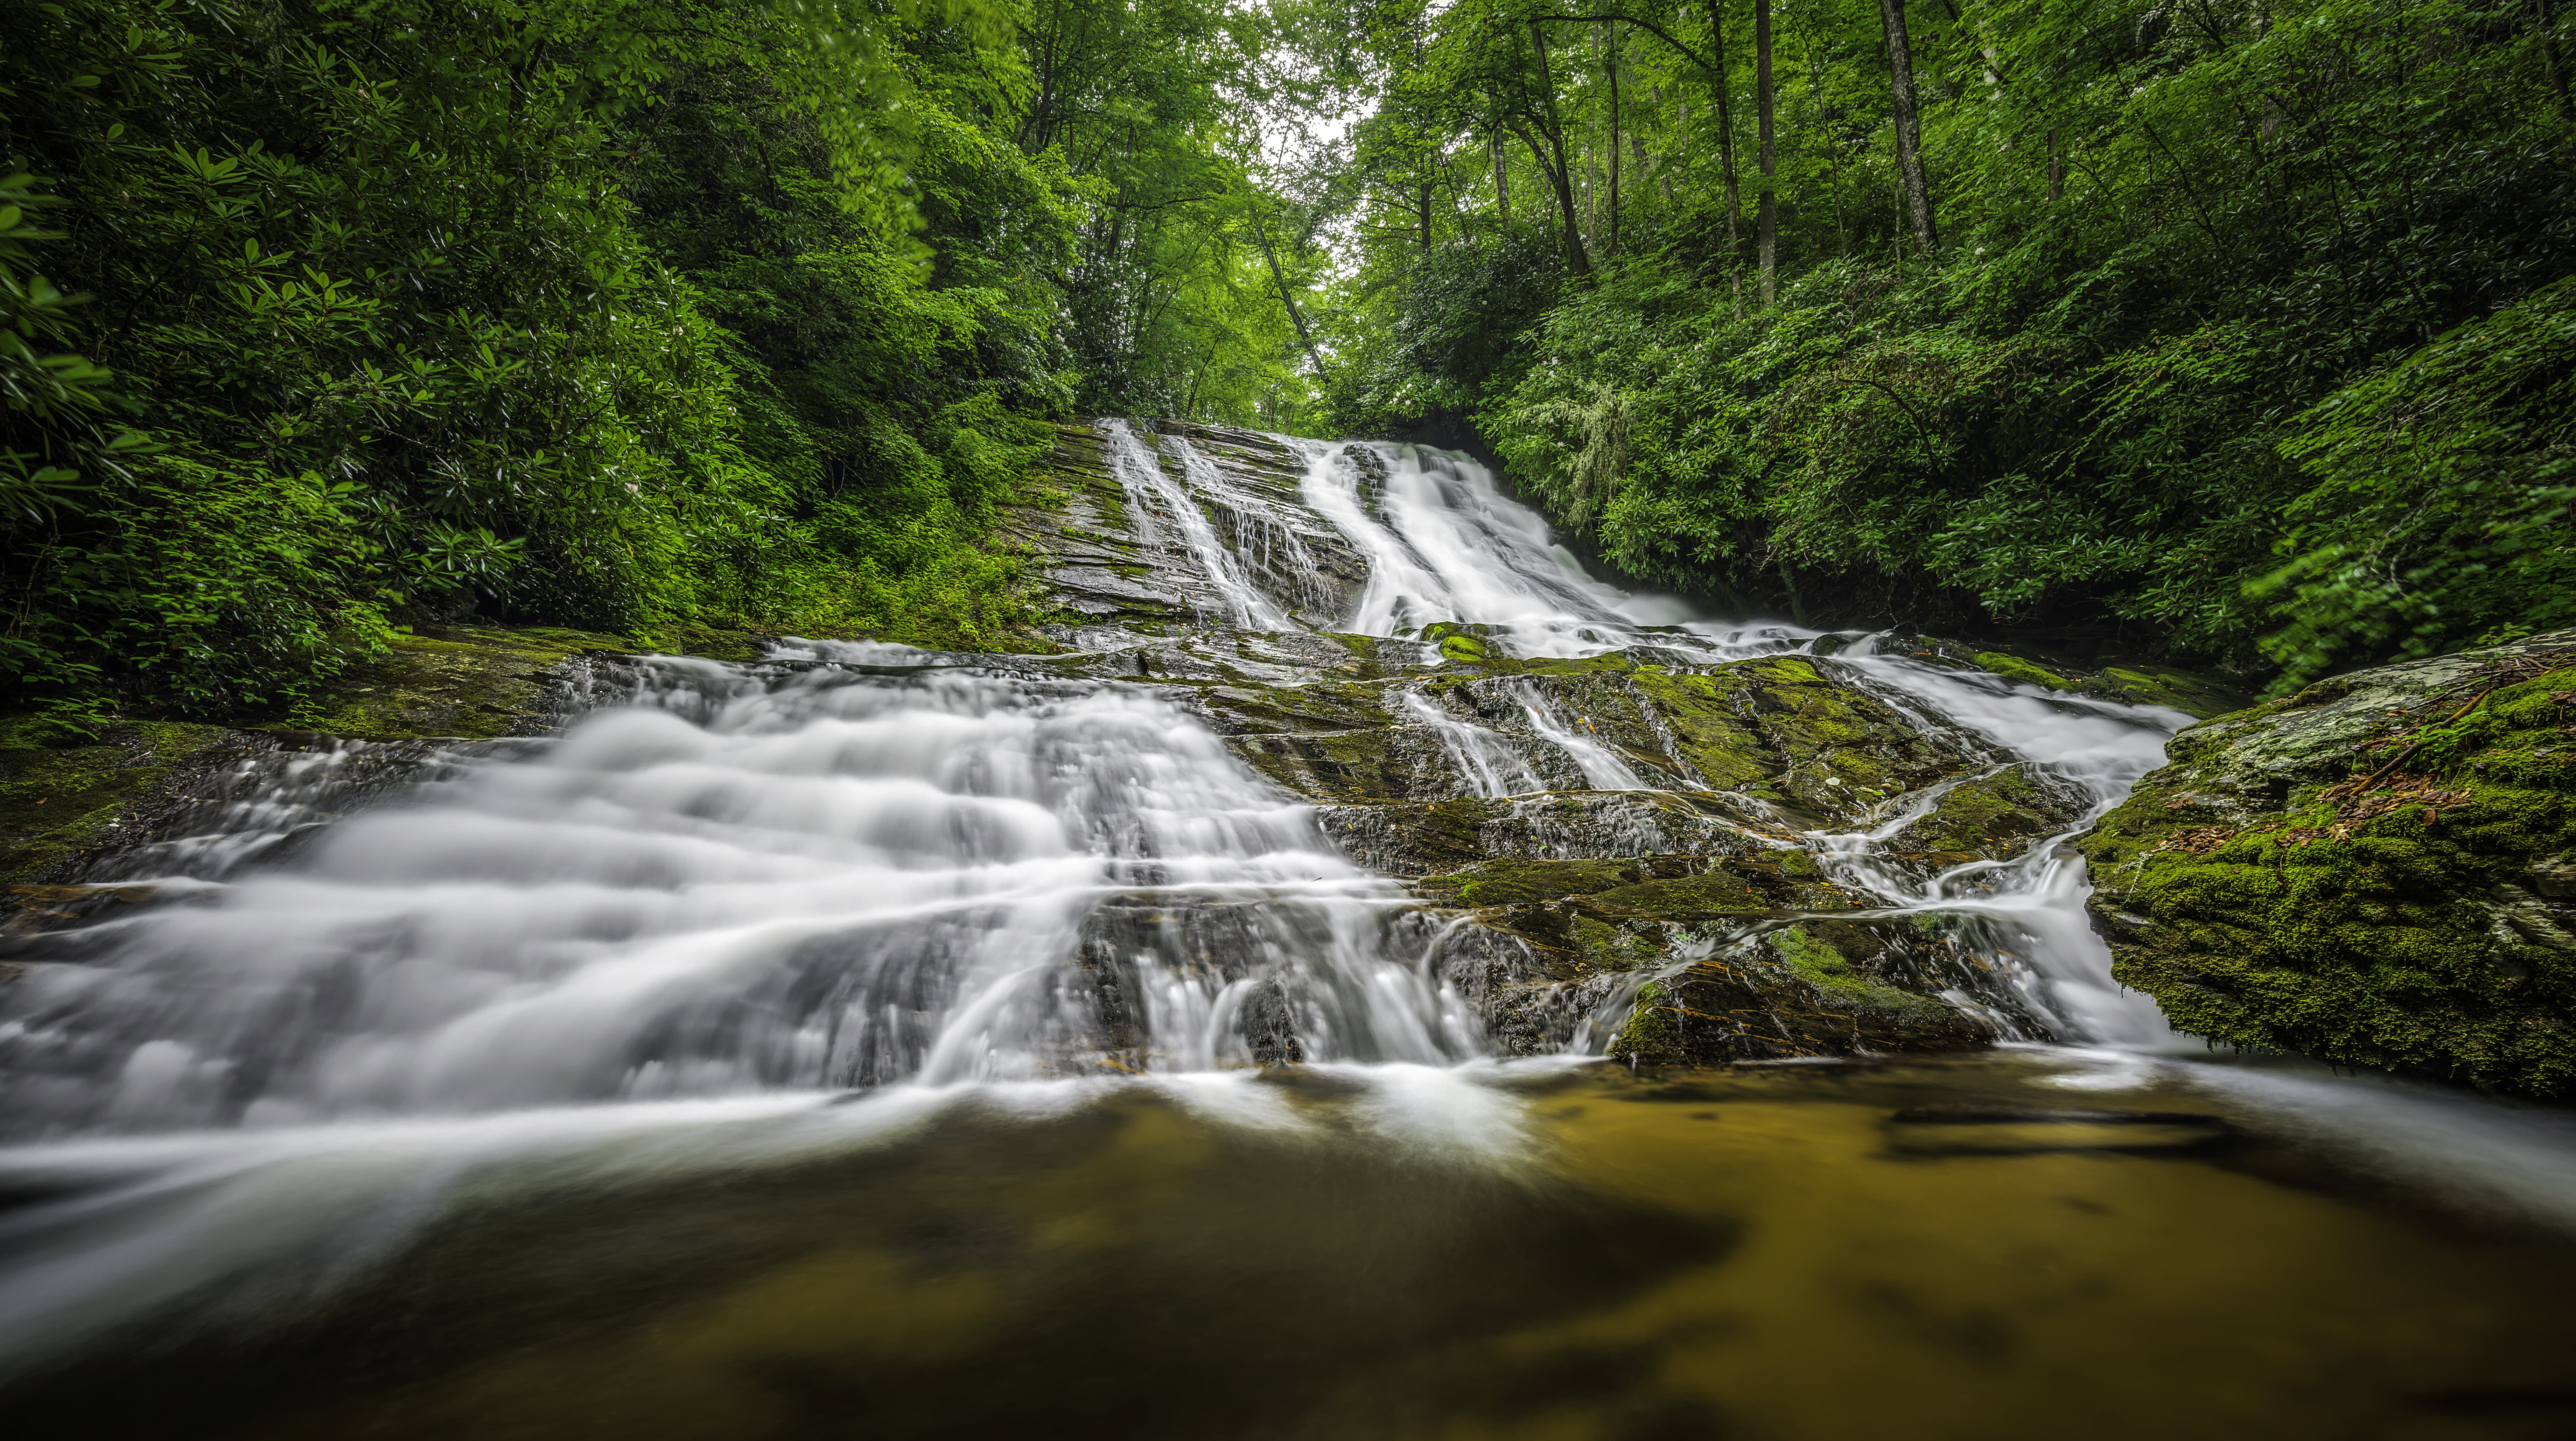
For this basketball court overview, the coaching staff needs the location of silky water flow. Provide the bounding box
[1,431,2574,1440]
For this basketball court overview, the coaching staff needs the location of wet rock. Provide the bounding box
[283,624,635,742]
[987,447,2057,1066]
[0,718,237,883]
[1891,635,2258,719]
[1882,764,2090,870]
[2075,628,2576,1097]
[1,626,624,889]
[1602,923,1997,1065]
[1400,853,1998,1061]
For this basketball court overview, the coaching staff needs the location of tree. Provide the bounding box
[1756,0,1777,304]
[1877,0,1939,253]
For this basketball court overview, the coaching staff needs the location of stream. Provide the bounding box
[1,425,2573,1439]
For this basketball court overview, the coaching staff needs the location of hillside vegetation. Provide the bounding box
[4,0,2568,726]
[0,0,1321,728]
[1308,0,2575,685]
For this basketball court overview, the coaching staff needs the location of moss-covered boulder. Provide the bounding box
[1404,855,1998,1059]
[1896,635,2258,719]
[1884,764,2088,869]
[2076,629,2576,1096]
[281,624,633,741]
[2,625,638,890]
[1602,922,1997,1064]
[0,718,236,883]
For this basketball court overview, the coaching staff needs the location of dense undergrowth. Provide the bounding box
[1312,0,2576,687]
[0,0,1323,728]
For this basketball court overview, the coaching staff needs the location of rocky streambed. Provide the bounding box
[7,419,2573,1099]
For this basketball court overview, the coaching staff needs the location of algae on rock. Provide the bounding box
[2077,629,2576,1097]
[0,719,236,882]
[4,625,637,889]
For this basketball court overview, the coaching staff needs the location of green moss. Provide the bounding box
[0,720,233,881]
[1569,914,1662,971]
[1231,726,1419,803]
[1608,980,1684,1058]
[1765,925,1954,1017]
[1588,869,1766,915]
[1622,670,1771,791]
[1897,767,2068,859]
[1416,856,1776,916]
[1972,651,2080,692]
[281,625,624,741]
[2079,635,2576,1096]
[2096,665,2258,720]
[1416,858,1645,907]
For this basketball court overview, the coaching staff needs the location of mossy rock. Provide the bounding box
[1603,920,1995,1065]
[1418,854,1988,1057]
[1897,635,2255,720]
[1760,923,1958,1019]
[0,719,236,882]
[1886,765,2085,864]
[1317,793,1771,878]
[1229,726,1434,803]
[1624,660,1962,817]
[282,625,631,742]
[2076,628,2576,1097]
[1414,854,1786,915]
[3,624,637,885]
[1420,621,1495,665]
[1414,856,1659,908]
[2091,664,2259,720]
[1971,651,2081,693]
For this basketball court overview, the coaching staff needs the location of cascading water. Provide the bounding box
[1098,419,1301,632]
[8,424,2576,1440]
[1269,434,2179,1045]
[0,425,2176,1129]
[0,650,1478,1134]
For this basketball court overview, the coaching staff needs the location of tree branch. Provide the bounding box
[1529,12,1720,81]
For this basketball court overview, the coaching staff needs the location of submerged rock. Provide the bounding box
[2076,629,2576,1097]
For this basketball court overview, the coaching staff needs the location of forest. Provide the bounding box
[2,0,2571,728]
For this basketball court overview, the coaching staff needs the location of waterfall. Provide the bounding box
[1396,690,1542,799]
[0,424,2181,1143]
[1278,436,2182,1044]
[1097,419,1298,631]
[11,425,2576,1435]
[0,651,1481,1135]
[0,427,2183,1140]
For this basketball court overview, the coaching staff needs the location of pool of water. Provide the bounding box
[6,1048,2573,1440]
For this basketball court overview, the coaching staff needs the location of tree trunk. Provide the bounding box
[1607,19,1623,256]
[1491,131,1513,216]
[1756,0,1776,305]
[1877,0,1939,253]
[1528,22,1595,277]
[1251,210,1326,375]
[2047,127,2063,201]
[1419,180,1432,250]
[1708,3,1741,242]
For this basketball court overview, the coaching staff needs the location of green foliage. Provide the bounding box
[2260,278,2576,687]
[1313,0,2576,676]
[0,0,1326,716]
[1324,220,1564,434]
